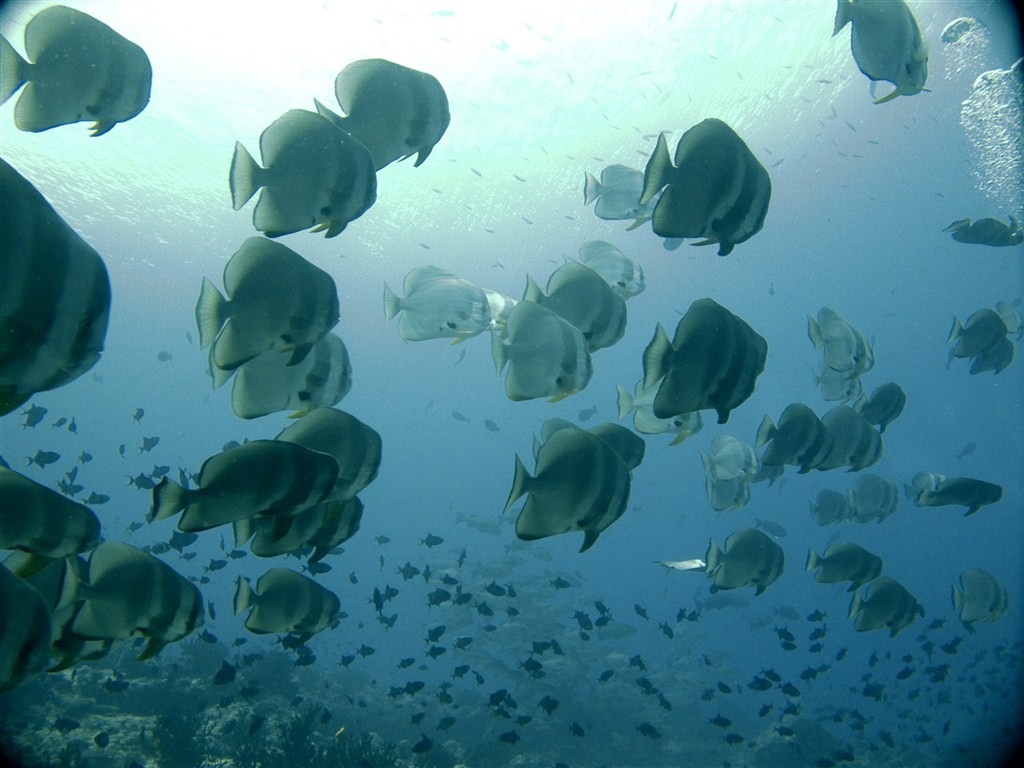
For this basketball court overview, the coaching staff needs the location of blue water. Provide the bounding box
[1,2,1022,767]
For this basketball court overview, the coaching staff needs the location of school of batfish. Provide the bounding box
[0,4,1018,762]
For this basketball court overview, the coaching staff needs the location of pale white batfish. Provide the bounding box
[655,559,706,571]
[616,379,703,445]
[577,241,646,299]
[583,164,655,228]
[808,307,874,377]
[384,266,492,342]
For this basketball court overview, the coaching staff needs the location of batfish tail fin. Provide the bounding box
[641,323,672,388]
[0,36,28,104]
[490,331,509,376]
[615,384,635,419]
[805,549,820,572]
[583,171,601,205]
[233,576,254,615]
[195,277,227,350]
[639,133,673,206]
[502,454,532,514]
[149,477,191,522]
[229,141,263,210]
[755,415,776,448]
[382,280,401,319]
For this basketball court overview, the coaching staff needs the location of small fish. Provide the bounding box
[139,436,160,453]
[55,716,80,734]
[213,661,236,685]
[26,450,60,468]
[21,404,47,428]
[483,419,500,432]
[102,677,129,693]
[157,350,172,362]
[421,533,444,548]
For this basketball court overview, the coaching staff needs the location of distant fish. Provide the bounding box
[951,568,1008,623]
[848,576,923,636]
[704,527,784,595]
[523,262,627,353]
[616,379,703,445]
[808,307,874,378]
[582,165,654,228]
[506,422,641,552]
[234,568,339,638]
[754,518,787,538]
[944,216,1022,247]
[852,382,906,433]
[0,5,151,135]
[806,542,883,591]
[20,404,46,428]
[905,472,1002,516]
[25,450,60,468]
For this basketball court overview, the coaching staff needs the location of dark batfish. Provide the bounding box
[0,159,111,415]
[643,298,767,423]
[944,216,1022,247]
[231,109,377,238]
[640,119,771,255]
[0,5,151,135]
[316,58,450,170]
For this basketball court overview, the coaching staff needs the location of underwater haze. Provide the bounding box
[1,1,1023,767]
